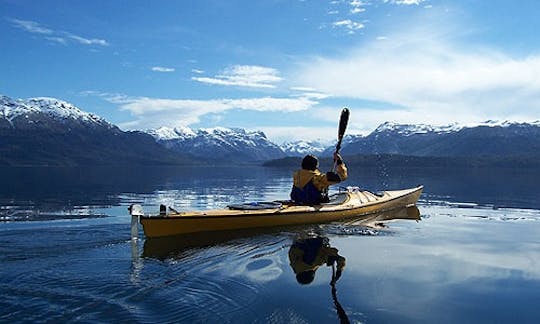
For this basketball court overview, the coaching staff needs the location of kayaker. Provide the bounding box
[290,152,348,205]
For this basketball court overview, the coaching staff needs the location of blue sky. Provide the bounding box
[2,0,540,143]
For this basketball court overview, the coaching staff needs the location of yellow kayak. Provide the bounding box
[129,185,423,238]
[129,186,423,237]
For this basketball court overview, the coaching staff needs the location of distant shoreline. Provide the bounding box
[2,154,540,168]
[262,154,540,169]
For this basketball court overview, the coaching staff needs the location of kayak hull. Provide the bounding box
[139,186,423,238]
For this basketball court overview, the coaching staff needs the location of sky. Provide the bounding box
[2,0,540,143]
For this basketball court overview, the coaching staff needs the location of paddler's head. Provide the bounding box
[301,154,318,171]
[296,270,316,285]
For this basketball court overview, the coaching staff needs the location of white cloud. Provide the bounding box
[9,18,53,34]
[192,65,282,88]
[386,0,426,5]
[66,34,109,46]
[99,94,317,130]
[151,66,176,72]
[258,126,338,145]
[289,86,331,100]
[349,0,367,14]
[350,0,367,5]
[333,19,365,32]
[45,36,67,44]
[191,69,205,74]
[8,17,108,46]
[290,86,317,92]
[351,7,366,14]
[294,25,540,129]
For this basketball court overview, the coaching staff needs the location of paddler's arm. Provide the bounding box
[333,153,347,182]
[312,154,347,190]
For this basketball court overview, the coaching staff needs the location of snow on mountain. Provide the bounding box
[0,95,190,166]
[373,121,462,136]
[147,126,196,141]
[198,127,268,147]
[149,126,272,147]
[147,126,286,161]
[464,119,540,128]
[373,120,540,137]
[341,119,540,157]
[281,139,330,156]
[0,95,113,129]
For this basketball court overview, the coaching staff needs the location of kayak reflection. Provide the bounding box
[289,235,350,323]
[142,227,283,260]
[348,205,420,227]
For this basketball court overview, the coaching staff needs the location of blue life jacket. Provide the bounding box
[290,181,326,205]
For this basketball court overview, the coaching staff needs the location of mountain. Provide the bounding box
[147,126,286,162]
[4,94,539,166]
[0,95,191,166]
[0,96,114,131]
[334,121,540,158]
[280,139,330,157]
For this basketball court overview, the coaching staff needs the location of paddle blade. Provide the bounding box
[335,108,350,153]
[338,108,350,140]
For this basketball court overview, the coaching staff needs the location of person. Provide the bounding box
[290,152,348,205]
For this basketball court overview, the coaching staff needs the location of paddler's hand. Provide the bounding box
[333,152,343,165]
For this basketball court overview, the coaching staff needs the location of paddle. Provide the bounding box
[335,108,349,154]
[333,108,350,170]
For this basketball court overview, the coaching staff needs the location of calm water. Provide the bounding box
[1,165,540,323]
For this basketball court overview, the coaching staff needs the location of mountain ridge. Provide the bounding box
[0,95,191,166]
[2,94,540,166]
[146,126,285,162]
[335,120,540,157]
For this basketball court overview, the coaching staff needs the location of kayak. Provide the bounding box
[130,185,423,238]
[142,205,420,260]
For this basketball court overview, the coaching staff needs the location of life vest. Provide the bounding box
[290,180,328,205]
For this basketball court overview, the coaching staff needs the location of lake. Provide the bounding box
[1,165,540,323]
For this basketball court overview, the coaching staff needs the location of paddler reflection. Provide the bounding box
[289,235,350,323]
[289,235,346,285]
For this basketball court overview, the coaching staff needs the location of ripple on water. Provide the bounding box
[129,233,291,322]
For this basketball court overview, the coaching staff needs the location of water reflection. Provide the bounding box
[289,235,345,285]
[142,227,287,260]
[140,207,421,322]
[349,166,540,209]
[289,234,350,323]
[0,166,291,221]
[2,165,540,223]
[3,164,540,322]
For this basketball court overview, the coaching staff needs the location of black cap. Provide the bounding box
[301,154,318,171]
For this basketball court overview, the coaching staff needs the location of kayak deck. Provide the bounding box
[134,185,423,238]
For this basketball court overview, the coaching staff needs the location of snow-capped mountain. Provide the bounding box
[340,120,540,157]
[147,126,286,162]
[1,95,115,131]
[3,93,539,165]
[372,120,540,136]
[372,121,462,136]
[0,95,189,166]
[281,139,332,156]
[147,126,196,141]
